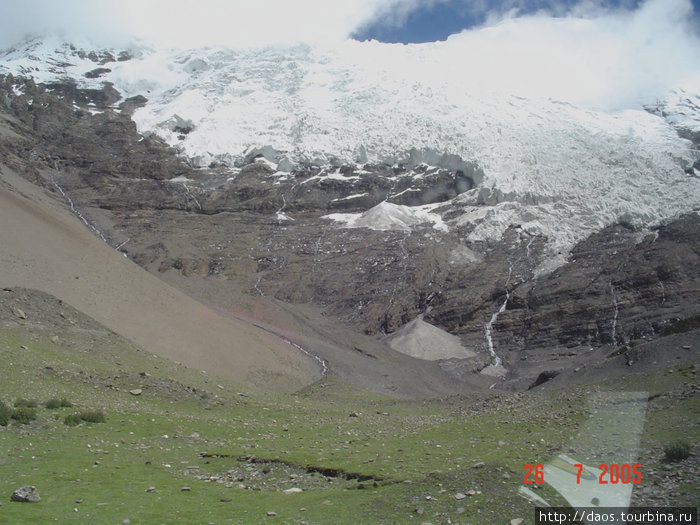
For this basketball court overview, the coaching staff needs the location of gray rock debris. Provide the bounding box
[11,486,40,502]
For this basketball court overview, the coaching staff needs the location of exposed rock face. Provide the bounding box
[0,76,195,183]
[428,217,700,371]
[511,217,700,350]
[1,74,697,391]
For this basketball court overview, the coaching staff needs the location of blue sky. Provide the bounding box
[353,0,700,43]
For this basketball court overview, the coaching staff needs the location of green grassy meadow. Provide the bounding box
[0,296,696,524]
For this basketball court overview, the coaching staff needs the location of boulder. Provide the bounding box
[11,486,40,502]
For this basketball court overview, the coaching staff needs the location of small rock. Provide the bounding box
[283,488,303,494]
[10,486,40,502]
[473,461,485,468]
[123,520,131,525]
[266,511,277,516]
[454,492,466,500]
[220,497,232,502]
[12,308,27,320]
[511,519,524,525]
[145,487,156,493]
[180,487,191,492]
[138,371,151,377]
[129,389,142,396]
[349,411,360,417]
[50,335,60,344]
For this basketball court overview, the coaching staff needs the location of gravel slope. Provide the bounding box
[0,162,319,391]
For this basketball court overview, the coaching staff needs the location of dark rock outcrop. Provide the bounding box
[0,75,195,183]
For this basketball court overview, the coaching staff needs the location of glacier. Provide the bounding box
[1,34,698,271]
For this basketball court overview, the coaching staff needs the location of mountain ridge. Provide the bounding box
[0,35,698,393]
[2,35,697,272]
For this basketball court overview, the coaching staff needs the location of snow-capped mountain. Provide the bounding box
[1,35,698,270]
[1,34,699,390]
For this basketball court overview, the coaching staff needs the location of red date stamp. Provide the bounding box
[524,463,642,485]
[524,463,545,484]
[598,463,642,484]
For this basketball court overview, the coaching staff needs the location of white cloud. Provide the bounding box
[341,0,700,111]
[0,0,388,49]
[441,0,700,110]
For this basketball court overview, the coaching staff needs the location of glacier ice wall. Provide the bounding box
[1,36,698,268]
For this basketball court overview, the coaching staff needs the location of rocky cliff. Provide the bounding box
[1,73,697,392]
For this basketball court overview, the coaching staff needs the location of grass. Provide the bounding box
[14,398,38,408]
[1,401,39,425]
[44,398,73,409]
[9,407,37,425]
[63,410,106,426]
[0,400,12,426]
[0,314,697,524]
[664,440,691,462]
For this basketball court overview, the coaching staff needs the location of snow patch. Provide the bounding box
[324,201,448,232]
[448,244,483,265]
[331,193,368,202]
[255,156,278,171]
